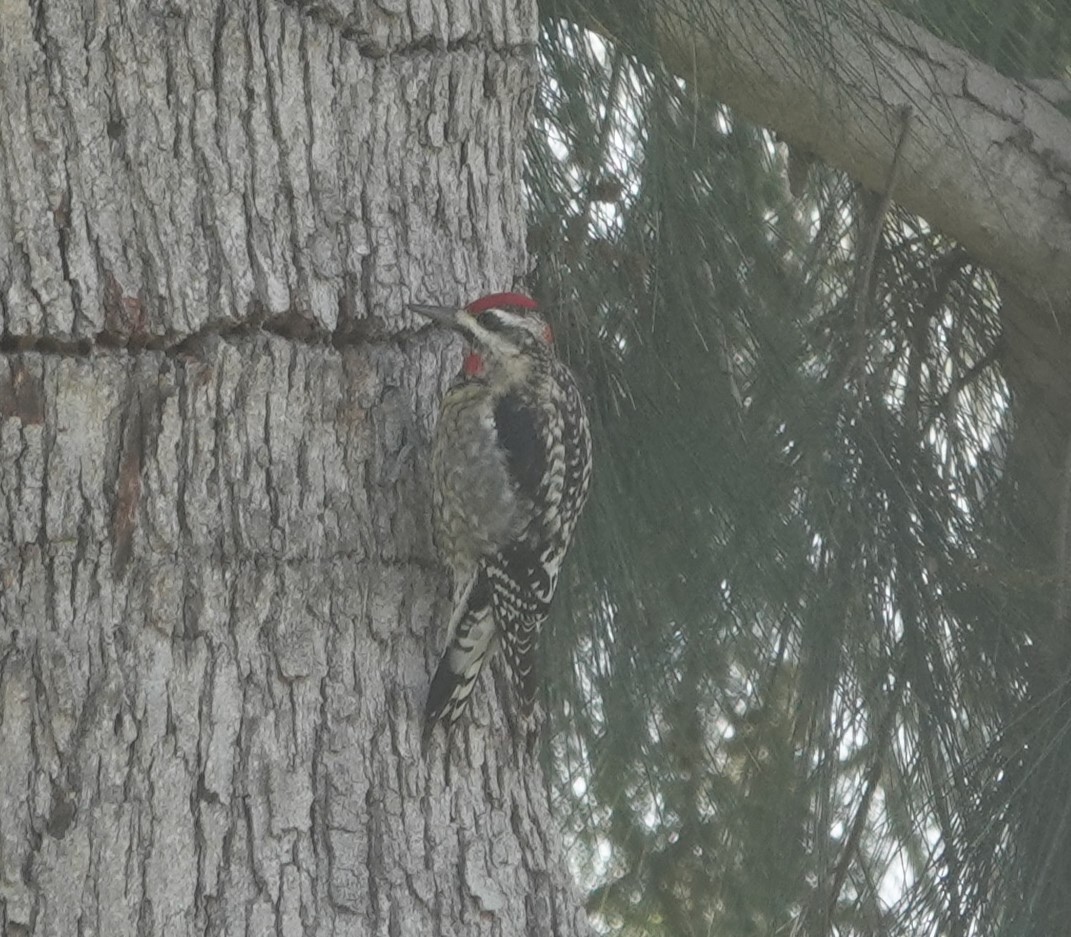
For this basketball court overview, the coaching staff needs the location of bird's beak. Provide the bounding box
[408,303,468,331]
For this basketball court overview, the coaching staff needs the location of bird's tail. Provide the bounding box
[497,610,544,716]
[422,571,496,749]
[486,551,554,717]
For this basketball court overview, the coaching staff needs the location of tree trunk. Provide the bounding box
[0,1,591,934]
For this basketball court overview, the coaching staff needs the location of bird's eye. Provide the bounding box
[480,311,502,331]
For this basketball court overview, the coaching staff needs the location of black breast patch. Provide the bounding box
[493,392,546,502]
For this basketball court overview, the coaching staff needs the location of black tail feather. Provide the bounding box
[422,571,495,753]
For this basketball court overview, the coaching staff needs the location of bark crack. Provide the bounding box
[0,312,440,360]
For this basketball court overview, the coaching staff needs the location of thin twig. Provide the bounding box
[849,105,914,391]
[920,338,1003,436]
[824,663,906,932]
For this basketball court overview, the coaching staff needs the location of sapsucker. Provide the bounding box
[410,291,593,747]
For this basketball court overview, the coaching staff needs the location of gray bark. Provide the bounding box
[0,0,591,934]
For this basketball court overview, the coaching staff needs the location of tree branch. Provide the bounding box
[584,0,1071,306]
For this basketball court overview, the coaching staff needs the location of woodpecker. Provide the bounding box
[410,291,593,746]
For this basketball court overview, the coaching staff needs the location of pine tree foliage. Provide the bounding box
[526,1,1071,934]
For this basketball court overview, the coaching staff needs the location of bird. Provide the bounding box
[409,291,593,747]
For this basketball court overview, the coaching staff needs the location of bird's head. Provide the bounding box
[408,292,554,379]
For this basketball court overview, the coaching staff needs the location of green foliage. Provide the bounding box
[527,2,1071,935]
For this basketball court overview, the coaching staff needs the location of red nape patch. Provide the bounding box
[541,323,554,343]
[465,292,538,315]
[462,351,485,376]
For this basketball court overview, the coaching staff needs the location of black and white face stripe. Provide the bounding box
[408,298,552,363]
[474,306,551,347]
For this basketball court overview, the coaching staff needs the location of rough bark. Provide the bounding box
[0,0,591,934]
